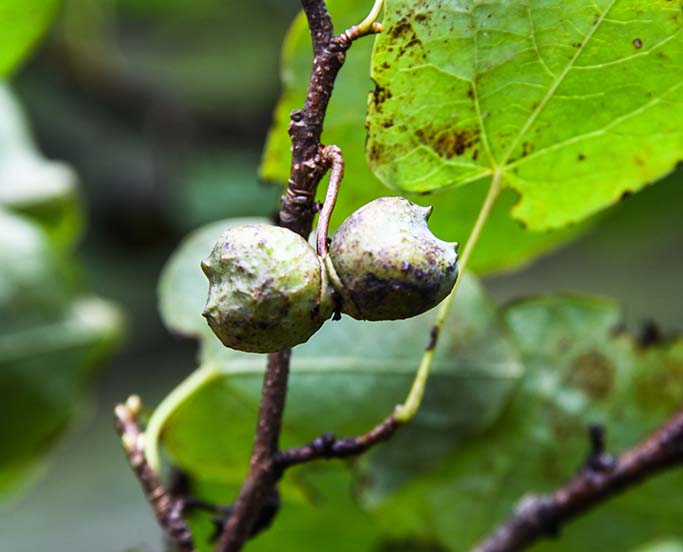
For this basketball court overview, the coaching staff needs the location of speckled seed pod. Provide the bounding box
[202,224,334,353]
[326,196,458,321]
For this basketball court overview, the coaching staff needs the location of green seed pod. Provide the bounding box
[326,196,458,321]
[202,224,334,353]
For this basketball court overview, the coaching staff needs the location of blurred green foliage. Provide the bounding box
[0,86,123,499]
[0,0,59,78]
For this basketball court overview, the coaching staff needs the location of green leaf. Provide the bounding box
[0,86,83,248]
[367,0,683,230]
[0,0,60,78]
[0,210,122,497]
[0,209,74,334]
[0,88,122,499]
[260,0,586,274]
[0,295,123,498]
[153,221,522,485]
[370,295,683,551]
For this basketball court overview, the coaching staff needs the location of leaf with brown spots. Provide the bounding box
[367,294,683,551]
[259,0,586,274]
[368,0,683,230]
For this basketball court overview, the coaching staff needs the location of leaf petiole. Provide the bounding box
[395,170,503,422]
[144,363,222,472]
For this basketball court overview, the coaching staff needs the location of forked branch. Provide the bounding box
[216,2,384,550]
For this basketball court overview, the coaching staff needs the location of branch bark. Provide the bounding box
[114,396,195,552]
[275,410,400,468]
[473,411,683,552]
[215,2,382,550]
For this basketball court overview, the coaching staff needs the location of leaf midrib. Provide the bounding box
[494,0,619,171]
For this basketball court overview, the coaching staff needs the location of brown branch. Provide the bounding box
[216,351,291,551]
[114,396,195,552]
[473,411,683,552]
[275,410,400,468]
[215,3,383,550]
[279,1,358,237]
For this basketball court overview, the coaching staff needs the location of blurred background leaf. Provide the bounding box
[0,0,60,78]
[0,86,123,500]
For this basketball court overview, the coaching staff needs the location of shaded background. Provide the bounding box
[1,0,682,550]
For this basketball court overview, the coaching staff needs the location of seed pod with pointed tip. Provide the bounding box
[325,196,458,321]
[202,224,334,353]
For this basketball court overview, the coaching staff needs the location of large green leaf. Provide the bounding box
[0,88,122,499]
[0,0,60,78]
[260,0,585,274]
[0,207,122,499]
[152,216,522,486]
[368,0,683,230]
[370,295,683,551]
[0,295,123,498]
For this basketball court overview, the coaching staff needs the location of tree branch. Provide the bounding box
[215,2,383,550]
[279,1,366,237]
[216,351,291,551]
[114,396,195,552]
[473,411,683,552]
[275,410,400,468]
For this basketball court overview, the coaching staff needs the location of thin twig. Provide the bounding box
[316,145,344,256]
[276,410,400,468]
[473,411,683,552]
[114,396,195,552]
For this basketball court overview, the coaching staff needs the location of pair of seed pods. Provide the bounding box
[202,196,459,353]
